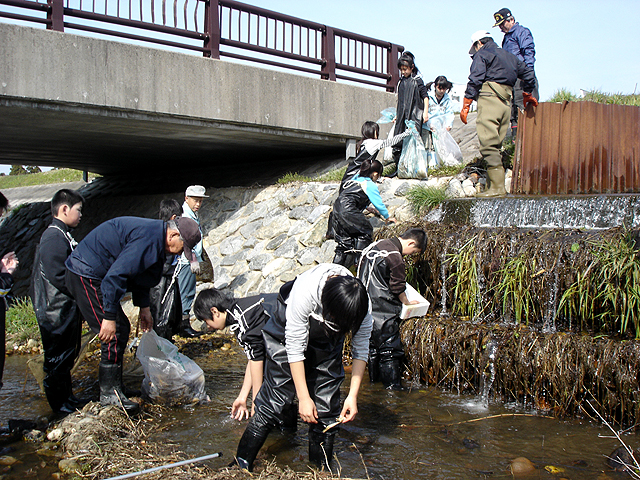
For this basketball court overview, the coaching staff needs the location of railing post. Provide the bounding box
[203,0,220,58]
[47,0,64,31]
[386,43,402,92]
[321,26,336,81]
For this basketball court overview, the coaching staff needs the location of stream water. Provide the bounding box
[0,346,633,479]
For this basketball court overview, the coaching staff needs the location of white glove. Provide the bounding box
[190,261,201,275]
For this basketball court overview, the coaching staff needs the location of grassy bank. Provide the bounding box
[547,88,640,106]
[0,168,99,189]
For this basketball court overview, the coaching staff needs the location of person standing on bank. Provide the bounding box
[460,30,536,197]
[31,189,85,414]
[233,263,372,472]
[65,216,201,415]
[493,7,539,137]
[357,228,427,389]
[0,192,18,391]
[177,185,208,337]
[391,52,429,172]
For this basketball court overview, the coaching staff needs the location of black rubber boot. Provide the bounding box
[309,425,336,470]
[368,349,380,383]
[379,358,403,390]
[99,363,140,416]
[234,413,273,472]
[118,362,141,398]
[179,315,202,338]
[43,374,72,413]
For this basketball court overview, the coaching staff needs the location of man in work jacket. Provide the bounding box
[493,7,539,135]
[65,216,200,415]
[460,30,536,197]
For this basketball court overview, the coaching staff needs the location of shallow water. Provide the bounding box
[0,346,634,479]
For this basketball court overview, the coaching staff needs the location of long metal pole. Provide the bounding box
[101,452,222,480]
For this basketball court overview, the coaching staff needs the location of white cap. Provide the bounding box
[471,30,492,43]
[185,185,209,198]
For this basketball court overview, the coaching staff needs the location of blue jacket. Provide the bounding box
[502,23,535,68]
[424,91,455,131]
[464,39,535,100]
[65,217,167,318]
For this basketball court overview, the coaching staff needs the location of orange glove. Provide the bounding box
[523,92,538,108]
[460,97,473,124]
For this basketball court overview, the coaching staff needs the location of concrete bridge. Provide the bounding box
[0,22,396,187]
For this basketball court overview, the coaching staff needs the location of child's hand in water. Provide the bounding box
[231,397,249,420]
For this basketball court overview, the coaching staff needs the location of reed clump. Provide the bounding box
[377,224,640,338]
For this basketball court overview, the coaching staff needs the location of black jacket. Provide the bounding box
[31,219,77,329]
[464,39,535,99]
[227,294,277,361]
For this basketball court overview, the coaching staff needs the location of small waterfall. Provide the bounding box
[481,338,498,406]
[441,195,640,230]
[439,237,451,316]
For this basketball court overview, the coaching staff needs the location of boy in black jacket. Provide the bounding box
[31,189,85,414]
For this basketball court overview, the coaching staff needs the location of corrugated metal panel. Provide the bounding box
[512,102,640,195]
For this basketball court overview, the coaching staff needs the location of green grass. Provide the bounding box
[428,164,465,177]
[6,297,40,342]
[276,172,312,184]
[547,88,640,106]
[0,168,99,189]
[405,185,449,214]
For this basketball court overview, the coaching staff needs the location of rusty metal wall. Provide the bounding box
[512,102,640,195]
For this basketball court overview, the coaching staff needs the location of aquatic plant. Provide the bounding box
[495,254,537,325]
[447,236,479,319]
[405,185,449,215]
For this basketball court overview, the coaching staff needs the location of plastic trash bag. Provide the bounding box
[377,107,396,124]
[432,128,463,167]
[398,120,428,179]
[136,330,209,406]
[382,127,395,164]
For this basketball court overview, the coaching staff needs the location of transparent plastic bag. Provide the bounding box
[432,128,463,167]
[377,107,396,124]
[382,127,395,163]
[397,120,428,179]
[136,330,208,406]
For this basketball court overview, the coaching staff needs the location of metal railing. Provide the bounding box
[0,0,403,91]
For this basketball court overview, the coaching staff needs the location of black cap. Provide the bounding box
[493,8,513,27]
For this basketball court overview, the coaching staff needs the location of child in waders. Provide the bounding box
[232,263,372,472]
[331,158,397,269]
[326,121,409,244]
[391,53,429,171]
[193,288,278,420]
[30,189,85,414]
[357,228,427,389]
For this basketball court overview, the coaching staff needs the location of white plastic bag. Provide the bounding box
[382,127,395,164]
[136,330,208,406]
[432,128,463,167]
[398,121,428,179]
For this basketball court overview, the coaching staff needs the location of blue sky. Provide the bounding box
[1,0,639,175]
[246,0,640,100]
